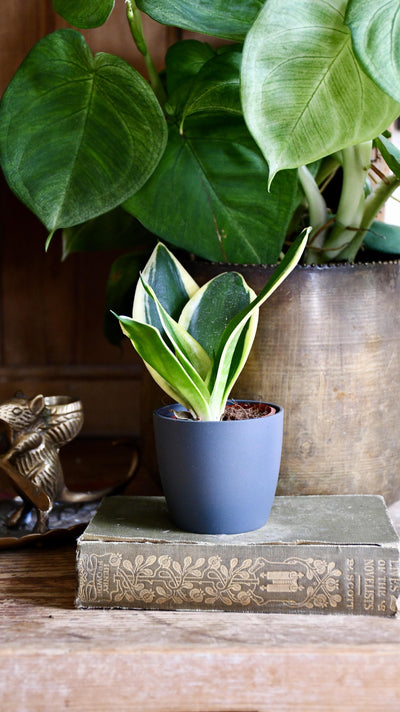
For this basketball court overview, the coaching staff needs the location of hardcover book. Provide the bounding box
[76,495,400,616]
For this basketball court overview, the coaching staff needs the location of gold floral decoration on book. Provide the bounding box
[77,552,346,610]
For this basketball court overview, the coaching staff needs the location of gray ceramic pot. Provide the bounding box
[153,401,283,535]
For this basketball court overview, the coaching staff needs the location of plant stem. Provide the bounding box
[321,141,372,260]
[315,154,340,187]
[339,173,400,261]
[362,173,400,228]
[125,0,167,107]
[297,166,329,264]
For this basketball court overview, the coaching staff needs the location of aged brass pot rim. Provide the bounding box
[291,259,400,271]
[190,258,400,270]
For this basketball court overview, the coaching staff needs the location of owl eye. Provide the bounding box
[12,407,22,416]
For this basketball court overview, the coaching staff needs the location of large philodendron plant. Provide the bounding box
[117,231,308,421]
[1,0,400,330]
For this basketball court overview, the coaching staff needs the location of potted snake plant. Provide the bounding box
[115,231,308,534]
[2,0,400,502]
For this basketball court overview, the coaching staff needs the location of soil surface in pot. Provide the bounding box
[222,402,276,420]
[170,402,277,421]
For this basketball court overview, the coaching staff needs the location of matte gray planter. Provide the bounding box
[153,401,283,535]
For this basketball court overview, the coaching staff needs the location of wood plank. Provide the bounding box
[0,0,57,93]
[0,503,398,711]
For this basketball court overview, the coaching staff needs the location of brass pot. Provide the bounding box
[183,259,400,504]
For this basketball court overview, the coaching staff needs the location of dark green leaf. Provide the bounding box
[62,208,152,258]
[346,0,400,104]
[124,117,298,264]
[0,29,167,231]
[165,40,216,99]
[374,135,400,181]
[105,252,146,345]
[52,0,115,28]
[180,49,243,128]
[136,0,264,41]
[363,220,400,255]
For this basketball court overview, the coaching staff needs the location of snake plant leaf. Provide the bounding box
[52,0,115,28]
[374,135,400,181]
[346,0,400,104]
[208,228,310,411]
[241,0,400,180]
[139,277,212,381]
[179,272,256,360]
[124,117,299,264]
[180,271,259,416]
[117,316,212,420]
[0,29,167,232]
[136,0,263,41]
[210,317,259,417]
[117,232,307,420]
[363,221,400,255]
[133,242,198,340]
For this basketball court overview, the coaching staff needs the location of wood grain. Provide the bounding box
[0,0,159,437]
[0,502,399,712]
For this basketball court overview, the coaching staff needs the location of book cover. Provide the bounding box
[76,495,400,616]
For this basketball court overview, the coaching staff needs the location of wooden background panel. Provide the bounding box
[0,180,74,366]
[77,6,179,74]
[0,0,180,435]
[0,0,179,94]
[0,0,56,91]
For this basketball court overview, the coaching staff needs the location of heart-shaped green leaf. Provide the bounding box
[346,0,400,104]
[136,0,264,40]
[179,48,243,130]
[0,29,167,231]
[52,0,115,28]
[62,208,151,258]
[241,0,400,179]
[374,134,400,180]
[165,40,216,100]
[363,220,400,255]
[105,252,145,345]
[124,117,298,264]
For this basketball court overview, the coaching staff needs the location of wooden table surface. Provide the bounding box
[1,497,400,712]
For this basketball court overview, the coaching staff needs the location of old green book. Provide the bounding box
[76,495,400,616]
